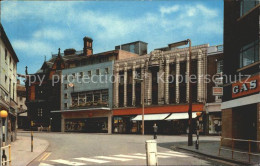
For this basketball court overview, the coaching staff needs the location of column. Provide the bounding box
[108,113,112,134]
[197,50,203,102]
[61,114,65,132]
[132,62,136,106]
[124,63,127,107]
[158,59,164,104]
[114,64,119,108]
[186,52,190,102]
[164,55,169,104]
[175,54,180,103]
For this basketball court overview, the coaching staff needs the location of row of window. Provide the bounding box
[64,68,109,81]
[4,48,16,71]
[64,90,109,108]
[240,40,259,68]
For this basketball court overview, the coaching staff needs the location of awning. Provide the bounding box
[131,114,170,121]
[166,112,197,120]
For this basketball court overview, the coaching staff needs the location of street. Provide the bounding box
[17,132,232,166]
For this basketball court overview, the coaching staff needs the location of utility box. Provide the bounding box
[146,140,158,166]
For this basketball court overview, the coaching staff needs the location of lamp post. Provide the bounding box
[169,39,193,146]
[0,110,8,166]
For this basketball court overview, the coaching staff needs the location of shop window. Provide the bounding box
[240,40,259,68]
[87,71,92,77]
[79,93,86,107]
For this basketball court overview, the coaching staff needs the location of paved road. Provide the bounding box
[18,132,232,166]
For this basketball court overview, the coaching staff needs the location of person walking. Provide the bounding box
[153,123,158,139]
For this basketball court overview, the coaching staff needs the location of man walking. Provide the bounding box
[153,123,158,139]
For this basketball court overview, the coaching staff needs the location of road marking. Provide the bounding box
[157,152,188,157]
[51,159,86,165]
[96,156,132,161]
[114,154,146,159]
[157,155,171,158]
[134,153,170,158]
[42,153,51,160]
[38,153,49,161]
[133,153,146,156]
[167,151,188,155]
[75,157,110,163]
[39,163,54,166]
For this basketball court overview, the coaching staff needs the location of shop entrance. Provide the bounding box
[233,104,257,150]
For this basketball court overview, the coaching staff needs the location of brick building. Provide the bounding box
[221,0,260,150]
[112,43,209,134]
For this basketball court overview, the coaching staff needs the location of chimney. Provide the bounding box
[83,36,93,56]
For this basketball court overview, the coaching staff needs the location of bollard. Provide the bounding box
[145,140,158,166]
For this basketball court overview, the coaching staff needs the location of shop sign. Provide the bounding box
[213,87,223,96]
[232,74,260,98]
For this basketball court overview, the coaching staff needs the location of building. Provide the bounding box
[222,0,260,150]
[205,45,223,135]
[113,43,208,134]
[26,36,139,132]
[115,41,148,56]
[0,24,19,142]
[17,79,28,129]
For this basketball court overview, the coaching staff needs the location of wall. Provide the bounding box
[62,61,114,110]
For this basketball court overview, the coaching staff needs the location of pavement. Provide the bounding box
[16,132,232,166]
[11,135,49,166]
[172,140,260,165]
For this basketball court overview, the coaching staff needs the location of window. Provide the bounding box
[217,60,223,73]
[96,69,100,75]
[105,68,109,74]
[240,0,260,16]
[5,76,7,83]
[19,96,23,101]
[64,75,67,80]
[80,72,84,78]
[88,71,92,77]
[64,84,68,89]
[64,103,68,108]
[5,49,7,61]
[130,44,135,53]
[71,93,78,107]
[20,105,22,109]
[38,108,43,117]
[64,93,68,99]
[240,40,259,68]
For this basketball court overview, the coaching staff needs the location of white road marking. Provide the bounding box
[157,152,188,157]
[134,153,170,158]
[39,163,54,166]
[95,156,132,161]
[51,159,86,165]
[133,153,146,156]
[167,151,188,155]
[75,157,110,164]
[114,154,146,159]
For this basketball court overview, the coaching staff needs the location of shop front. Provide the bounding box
[57,108,112,134]
[112,104,204,135]
[206,103,222,135]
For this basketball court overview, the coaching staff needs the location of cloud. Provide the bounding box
[33,28,65,40]
[12,39,55,56]
[159,5,180,15]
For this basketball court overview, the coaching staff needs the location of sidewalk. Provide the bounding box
[172,140,260,165]
[11,136,49,166]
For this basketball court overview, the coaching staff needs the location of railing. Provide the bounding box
[1,144,11,166]
[219,137,260,163]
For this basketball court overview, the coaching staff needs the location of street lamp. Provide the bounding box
[0,110,8,165]
[169,39,193,146]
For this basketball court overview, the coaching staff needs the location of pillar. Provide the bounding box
[175,54,180,103]
[124,63,127,107]
[61,114,65,132]
[114,64,119,108]
[141,62,145,105]
[108,113,112,134]
[197,50,203,102]
[164,55,169,104]
[158,59,164,104]
[132,62,136,106]
[186,52,190,102]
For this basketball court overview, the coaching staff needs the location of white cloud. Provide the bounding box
[33,28,65,40]
[160,5,180,15]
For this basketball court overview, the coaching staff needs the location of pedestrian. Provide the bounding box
[153,123,158,139]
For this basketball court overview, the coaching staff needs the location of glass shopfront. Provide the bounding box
[65,117,108,133]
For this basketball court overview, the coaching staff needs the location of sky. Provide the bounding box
[1,0,223,74]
